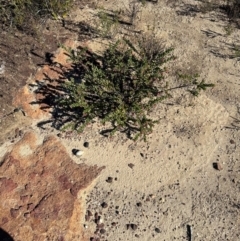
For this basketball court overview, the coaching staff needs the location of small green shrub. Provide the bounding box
[97,10,120,38]
[0,0,73,31]
[233,44,240,58]
[58,38,214,141]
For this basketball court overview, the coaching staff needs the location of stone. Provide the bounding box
[97,223,104,229]
[136,202,142,207]
[101,202,108,208]
[213,162,223,171]
[72,149,84,156]
[128,163,134,169]
[83,142,89,148]
[0,131,104,241]
[87,210,93,216]
[131,224,138,230]
[106,177,113,183]
[155,227,161,233]
[230,139,235,144]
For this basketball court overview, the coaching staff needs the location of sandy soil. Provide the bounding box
[1,0,240,240]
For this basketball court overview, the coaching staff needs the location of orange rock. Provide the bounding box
[12,39,77,120]
[0,131,104,241]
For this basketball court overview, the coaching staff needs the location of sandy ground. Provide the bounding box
[1,0,240,240]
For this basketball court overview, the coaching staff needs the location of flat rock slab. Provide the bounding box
[0,131,104,241]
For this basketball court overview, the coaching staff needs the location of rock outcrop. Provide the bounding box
[0,131,104,241]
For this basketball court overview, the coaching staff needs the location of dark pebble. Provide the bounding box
[213,162,223,171]
[112,222,117,226]
[106,177,113,183]
[19,130,23,137]
[230,139,235,144]
[101,202,108,208]
[90,238,99,241]
[155,227,161,233]
[72,149,80,155]
[87,210,93,216]
[100,229,106,234]
[135,234,139,238]
[136,202,142,207]
[126,224,131,230]
[128,163,134,169]
[97,223,104,229]
[96,216,102,224]
[131,224,138,230]
[84,142,89,148]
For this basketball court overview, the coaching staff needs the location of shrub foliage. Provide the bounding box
[58,38,214,141]
[0,0,73,31]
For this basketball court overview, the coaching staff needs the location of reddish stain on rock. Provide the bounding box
[20,195,29,203]
[1,217,9,225]
[59,174,72,190]
[0,178,18,193]
[0,131,104,241]
[10,208,20,218]
[70,182,85,197]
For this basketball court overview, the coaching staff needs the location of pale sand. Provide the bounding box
[4,0,240,240]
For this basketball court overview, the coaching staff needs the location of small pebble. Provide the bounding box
[100,229,106,234]
[149,194,155,199]
[97,217,103,224]
[84,142,89,148]
[106,177,113,183]
[126,224,131,230]
[90,238,99,241]
[230,139,235,144]
[101,202,108,208]
[155,227,161,233]
[131,224,138,230]
[128,163,134,169]
[72,149,84,156]
[87,210,93,216]
[97,223,104,229]
[136,202,142,207]
[213,162,223,171]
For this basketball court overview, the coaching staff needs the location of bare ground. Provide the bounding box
[0,0,239,240]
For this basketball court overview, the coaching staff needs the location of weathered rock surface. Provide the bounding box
[13,39,76,120]
[0,131,104,241]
